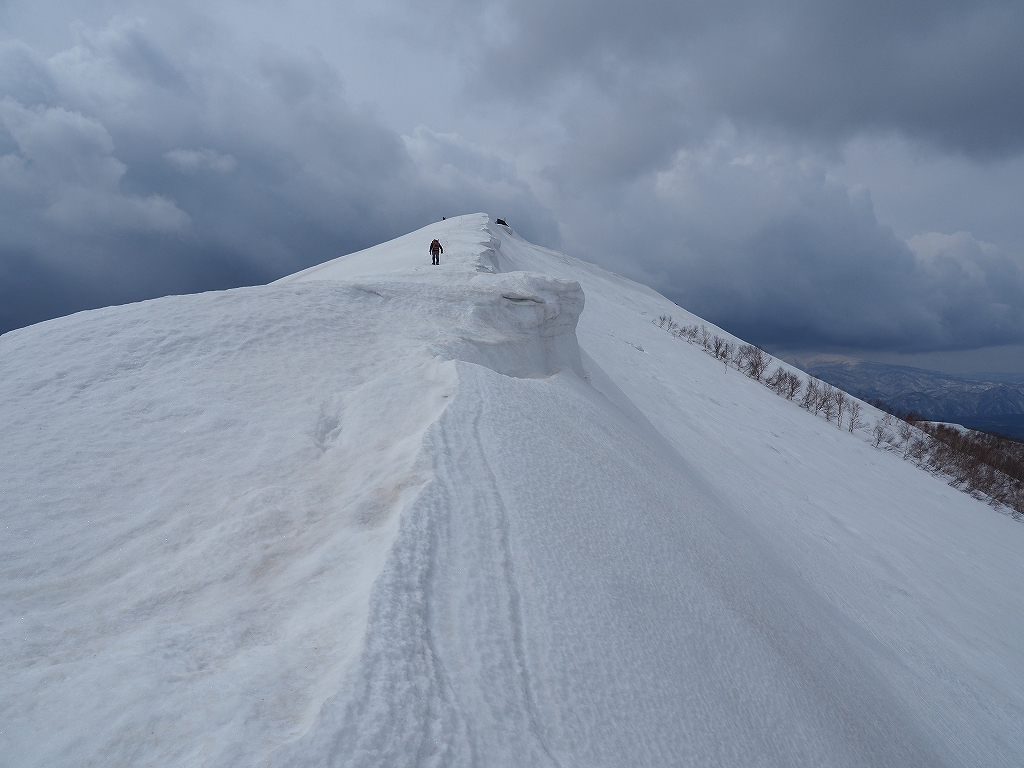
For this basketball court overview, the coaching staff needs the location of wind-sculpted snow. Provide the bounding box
[0,221,587,766]
[317,271,585,380]
[2,213,1022,766]
[275,363,944,767]
[280,213,583,379]
[0,282,458,765]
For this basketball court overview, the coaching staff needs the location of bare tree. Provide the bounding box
[752,347,772,381]
[721,341,734,365]
[847,401,864,432]
[1010,486,1024,521]
[731,345,744,370]
[872,415,893,448]
[820,383,837,422]
[907,433,931,466]
[735,344,747,370]
[764,368,803,401]
[835,390,847,429]
[812,381,828,415]
[897,419,915,459]
[709,335,735,369]
[737,344,771,381]
[801,379,820,411]
[712,335,726,359]
[783,371,802,400]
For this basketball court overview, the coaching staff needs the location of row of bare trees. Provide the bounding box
[654,314,1024,520]
[657,317,772,379]
[766,368,803,401]
[922,424,1024,517]
[656,315,861,428]
[798,379,865,432]
[870,412,1024,519]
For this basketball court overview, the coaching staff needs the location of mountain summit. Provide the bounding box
[2,214,1022,766]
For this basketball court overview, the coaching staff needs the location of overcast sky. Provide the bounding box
[2,0,1023,373]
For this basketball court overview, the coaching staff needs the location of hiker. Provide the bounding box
[430,238,443,265]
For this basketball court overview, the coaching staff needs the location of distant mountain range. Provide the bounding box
[798,359,1024,441]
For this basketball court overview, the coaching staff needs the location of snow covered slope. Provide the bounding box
[2,214,1022,766]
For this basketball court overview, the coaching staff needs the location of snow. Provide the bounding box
[2,213,1022,766]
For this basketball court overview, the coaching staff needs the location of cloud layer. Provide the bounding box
[436,0,1024,352]
[460,0,1024,157]
[553,134,1024,352]
[0,16,556,333]
[1,2,1023,360]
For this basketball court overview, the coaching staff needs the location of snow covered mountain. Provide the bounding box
[2,214,1022,767]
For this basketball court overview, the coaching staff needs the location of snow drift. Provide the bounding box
[2,214,1022,766]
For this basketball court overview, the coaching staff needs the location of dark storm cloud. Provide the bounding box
[0,16,556,335]
[414,0,1024,353]
[464,0,1024,158]
[565,142,1024,353]
[708,1,1024,157]
[3,1,1023,360]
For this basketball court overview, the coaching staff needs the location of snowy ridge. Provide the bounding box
[0,281,459,765]
[280,214,585,379]
[2,214,1022,766]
